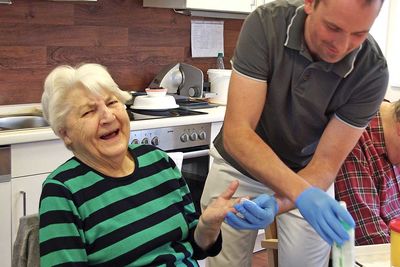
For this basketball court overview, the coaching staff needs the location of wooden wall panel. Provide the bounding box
[0,0,243,105]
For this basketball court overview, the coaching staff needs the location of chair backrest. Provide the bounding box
[168,152,183,170]
[261,219,278,267]
[12,214,39,267]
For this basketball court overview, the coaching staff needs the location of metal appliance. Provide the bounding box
[149,63,204,98]
[129,112,211,213]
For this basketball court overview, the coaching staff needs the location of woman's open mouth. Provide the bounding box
[100,129,119,140]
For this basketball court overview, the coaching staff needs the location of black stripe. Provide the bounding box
[40,182,73,201]
[53,162,92,184]
[40,236,84,257]
[86,200,185,253]
[40,210,83,230]
[171,241,195,267]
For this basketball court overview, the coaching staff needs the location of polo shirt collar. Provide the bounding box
[284,4,361,78]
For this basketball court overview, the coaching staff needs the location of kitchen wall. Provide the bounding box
[0,0,243,105]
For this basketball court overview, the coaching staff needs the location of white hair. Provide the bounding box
[41,63,132,136]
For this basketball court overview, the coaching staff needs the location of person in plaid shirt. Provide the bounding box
[335,99,400,245]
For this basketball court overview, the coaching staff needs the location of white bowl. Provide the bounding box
[131,95,178,110]
[145,88,167,97]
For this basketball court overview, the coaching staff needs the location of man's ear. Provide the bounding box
[59,128,72,147]
[304,0,314,14]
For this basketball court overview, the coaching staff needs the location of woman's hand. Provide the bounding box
[200,180,240,229]
[194,180,239,250]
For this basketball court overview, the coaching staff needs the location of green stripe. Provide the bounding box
[40,195,78,216]
[137,149,167,167]
[86,189,185,241]
[41,249,87,266]
[47,159,80,179]
[65,171,103,194]
[39,223,81,243]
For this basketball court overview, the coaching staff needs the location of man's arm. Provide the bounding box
[223,71,310,206]
[223,71,364,213]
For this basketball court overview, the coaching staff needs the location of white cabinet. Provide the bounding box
[11,174,47,243]
[144,0,253,13]
[209,121,223,166]
[143,0,274,18]
[4,139,73,267]
[0,181,11,267]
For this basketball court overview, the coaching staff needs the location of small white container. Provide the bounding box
[207,69,232,105]
[332,201,355,267]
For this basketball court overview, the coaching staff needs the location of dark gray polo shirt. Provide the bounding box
[214,0,388,175]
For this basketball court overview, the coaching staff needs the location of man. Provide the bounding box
[200,0,388,266]
[335,100,400,245]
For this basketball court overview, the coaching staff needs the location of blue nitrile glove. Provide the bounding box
[295,187,355,245]
[225,194,278,230]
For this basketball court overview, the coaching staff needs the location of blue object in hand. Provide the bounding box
[295,187,355,245]
[225,194,278,230]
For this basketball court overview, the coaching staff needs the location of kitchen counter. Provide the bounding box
[0,104,226,146]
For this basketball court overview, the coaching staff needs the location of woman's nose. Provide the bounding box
[99,106,115,124]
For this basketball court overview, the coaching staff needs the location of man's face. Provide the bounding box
[304,0,381,63]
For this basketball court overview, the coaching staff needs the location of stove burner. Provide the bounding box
[127,108,207,121]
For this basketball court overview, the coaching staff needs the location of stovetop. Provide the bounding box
[127,108,207,121]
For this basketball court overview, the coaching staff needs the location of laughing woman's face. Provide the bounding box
[60,87,131,166]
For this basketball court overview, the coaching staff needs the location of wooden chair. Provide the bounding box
[261,219,278,267]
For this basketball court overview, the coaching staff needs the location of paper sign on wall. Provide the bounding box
[191,20,224,58]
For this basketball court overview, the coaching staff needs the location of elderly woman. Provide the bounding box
[38,63,242,266]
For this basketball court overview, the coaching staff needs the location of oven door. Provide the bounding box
[172,146,210,213]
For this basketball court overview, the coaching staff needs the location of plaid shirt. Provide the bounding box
[335,112,400,245]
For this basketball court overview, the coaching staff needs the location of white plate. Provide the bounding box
[130,104,179,110]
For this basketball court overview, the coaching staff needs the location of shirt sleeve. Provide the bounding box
[335,39,389,128]
[39,180,88,266]
[232,8,270,81]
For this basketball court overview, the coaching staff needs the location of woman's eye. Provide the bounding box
[107,100,119,106]
[81,110,93,117]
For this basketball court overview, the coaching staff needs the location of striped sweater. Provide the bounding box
[39,144,221,266]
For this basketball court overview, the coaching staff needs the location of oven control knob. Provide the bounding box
[198,131,207,140]
[180,133,189,142]
[151,136,159,146]
[189,132,198,141]
[141,138,149,145]
[131,138,139,144]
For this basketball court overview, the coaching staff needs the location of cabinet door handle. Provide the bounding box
[20,191,26,217]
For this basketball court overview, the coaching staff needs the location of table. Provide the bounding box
[355,243,391,267]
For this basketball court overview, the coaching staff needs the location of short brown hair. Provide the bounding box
[313,0,385,9]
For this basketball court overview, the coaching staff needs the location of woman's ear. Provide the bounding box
[396,121,400,136]
[59,128,72,147]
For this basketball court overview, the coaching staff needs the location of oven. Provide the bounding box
[129,119,211,213]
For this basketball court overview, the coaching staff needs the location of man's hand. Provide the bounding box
[295,187,355,245]
[225,194,278,230]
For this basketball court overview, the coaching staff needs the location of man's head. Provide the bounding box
[385,99,400,166]
[304,0,383,63]
[394,99,400,123]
